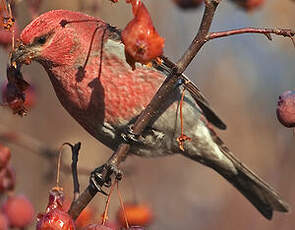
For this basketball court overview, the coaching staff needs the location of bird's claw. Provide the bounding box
[121,124,143,145]
[89,163,122,196]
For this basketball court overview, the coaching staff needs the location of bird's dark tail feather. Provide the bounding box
[214,158,289,219]
[200,128,290,219]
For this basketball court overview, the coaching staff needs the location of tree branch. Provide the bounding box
[208,27,295,46]
[68,0,222,220]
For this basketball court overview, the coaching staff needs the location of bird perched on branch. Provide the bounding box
[10,9,289,219]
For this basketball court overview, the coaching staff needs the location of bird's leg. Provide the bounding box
[90,162,122,196]
[120,124,144,145]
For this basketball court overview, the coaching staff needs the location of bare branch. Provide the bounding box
[208,27,295,43]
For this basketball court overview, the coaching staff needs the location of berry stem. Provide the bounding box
[116,181,129,229]
[101,181,116,225]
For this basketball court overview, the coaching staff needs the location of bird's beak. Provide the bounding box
[10,42,38,66]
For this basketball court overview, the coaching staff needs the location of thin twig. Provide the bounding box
[101,181,116,225]
[208,27,295,42]
[117,181,129,229]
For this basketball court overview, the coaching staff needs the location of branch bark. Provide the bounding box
[208,27,295,46]
[68,0,222,220]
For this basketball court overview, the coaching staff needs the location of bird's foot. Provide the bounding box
[121,124,143,145]
[90,163,122,196]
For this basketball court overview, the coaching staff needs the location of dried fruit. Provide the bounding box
[122,0,165,69]
[36,188,76,230]
[2,194,35,228]
[277,90,295,128]
[4,65,31,116]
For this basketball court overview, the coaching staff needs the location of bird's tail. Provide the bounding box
[186,129,289,220]
[206,130,289,219]
[213,155,289,219]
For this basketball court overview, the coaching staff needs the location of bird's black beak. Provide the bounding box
[10,42,36,66]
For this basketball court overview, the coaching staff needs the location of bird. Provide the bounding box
[10,9,289,219]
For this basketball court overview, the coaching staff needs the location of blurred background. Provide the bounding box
[0,0,294,229]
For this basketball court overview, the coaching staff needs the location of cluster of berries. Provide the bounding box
[36,187,153,230]
[0,144,35,229]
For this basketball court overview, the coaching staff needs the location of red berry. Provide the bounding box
[82,224,113,230]
[36,208,76,230]
[0,212,8,230]
[122,0,165,69]
[117,203,153,227]
[0,144,11,169]
[277,90,295,128]
[36,188,75,230]
[2,81,36,111]
[2,194,35,228]
[172,0,203,9]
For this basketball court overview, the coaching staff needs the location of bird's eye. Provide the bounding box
[36,35,47,45]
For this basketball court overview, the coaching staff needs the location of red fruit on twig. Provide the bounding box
[277,90,295,128]
[122,0,165,69]
[3,66,32,116]
[2,194,35,228]
[37,208,76,230]
[36,188,76,230]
